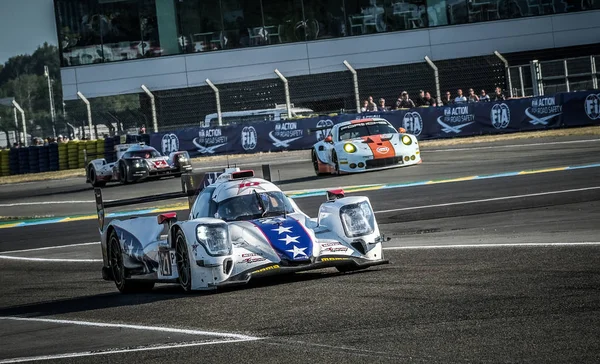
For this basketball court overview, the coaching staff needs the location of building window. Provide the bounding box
[261,0,304,43]
[302,0,347,39]
[56,0,104,66]
[177,0,224,53]
[220,0,264,48]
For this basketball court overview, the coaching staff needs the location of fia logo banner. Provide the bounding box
[491,103,510,129]
[241,126,257,151]
[402,112,423,136]
[161,134,179,155]
[585,94,600,120]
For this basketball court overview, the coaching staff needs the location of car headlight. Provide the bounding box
[134,161,143,168]
[343,143,357,153]
[178,153,189,163]
[401,135,412,145]
[196,224,231,256]
[339,201,375,238]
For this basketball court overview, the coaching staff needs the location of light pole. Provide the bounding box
[44,65,57,138]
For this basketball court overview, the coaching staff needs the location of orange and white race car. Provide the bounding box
[311,118,421,175]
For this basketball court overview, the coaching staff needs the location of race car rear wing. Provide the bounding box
[93,170,223,233]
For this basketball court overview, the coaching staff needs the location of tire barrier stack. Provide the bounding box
[96,138,105,160]
[49,143,59,171]
[38,146,50,173]
[105,137,116,163]
[58,142,68,170]
[85,140,97,166]
[8,148,19,175]
[0,149,9,177]
[28,146,40,174]
[18,147,29,175]
[67,141,79,170]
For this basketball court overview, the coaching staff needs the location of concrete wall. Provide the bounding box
[61,10,600,100]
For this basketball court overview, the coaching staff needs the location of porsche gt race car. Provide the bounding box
[86,143,192,187]
[311,118,421,175]
[94,168,389,293]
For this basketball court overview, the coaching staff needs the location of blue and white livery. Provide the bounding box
[94,168,389,293]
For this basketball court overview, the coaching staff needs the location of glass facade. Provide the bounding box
[54,0,600,67]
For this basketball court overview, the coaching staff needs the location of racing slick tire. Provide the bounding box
[88,167,106,188]
[311,149,326,176]
[108,230,155,293]
[175,230,192,292]
[331,151,341,175]
[119,162,130,184]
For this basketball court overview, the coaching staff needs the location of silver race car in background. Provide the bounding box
[311,118,421,175]
[94,168,389,293]
[86,143,192,186]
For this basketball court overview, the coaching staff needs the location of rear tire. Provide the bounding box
[108,230,155,293]
[175,230,192,292]
[119,163,129,184]
[311,149,325,176]
[89,168,106,187]
[332,151,341,175]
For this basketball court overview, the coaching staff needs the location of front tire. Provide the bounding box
[108,230,155,293]
[175,230,192,292]
[89,168,106,187]
[119,163,129,184]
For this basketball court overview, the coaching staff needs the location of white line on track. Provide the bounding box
[0,241,99,254]
[0,200,113,207]
[0,316,262,363]
[0,255,101,262]
[383,242,600,250]
[374,185,600,214]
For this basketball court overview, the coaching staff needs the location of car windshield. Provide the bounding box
[128,149,161,158]
[216,191,294,221]
[338,121,397,141]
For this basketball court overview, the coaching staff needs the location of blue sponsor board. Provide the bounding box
[150,90,600,158]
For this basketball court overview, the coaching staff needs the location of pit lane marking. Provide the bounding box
[0,316,262,363]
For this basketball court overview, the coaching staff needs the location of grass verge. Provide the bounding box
[1,125,598,185]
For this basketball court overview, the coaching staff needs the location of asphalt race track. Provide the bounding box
[1,135,600,363]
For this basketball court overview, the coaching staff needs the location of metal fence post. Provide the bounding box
[77,91,94,140]
[590,56,598,90]
[44,65,57,138]
[530,60,543,96]
[12,100,27,147]
[141,85,158,133]
[13,106,19,144]
[518,66,526,97]
[205,79,222,127]
[424,56,441,106]
[274,69,292,119]
[563,59,570,92]
[494,51,513,98]
[343,60,361,113]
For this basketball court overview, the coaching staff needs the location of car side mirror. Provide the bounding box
[398,127,407,133]
[324,136,333,143]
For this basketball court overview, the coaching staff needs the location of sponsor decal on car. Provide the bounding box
[253,264,280,273]
[321,257,348,262]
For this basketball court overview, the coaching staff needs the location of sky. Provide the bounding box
[0,0,58,64]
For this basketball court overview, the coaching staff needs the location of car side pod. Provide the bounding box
[327,189,345,201]
[158,212,178,248]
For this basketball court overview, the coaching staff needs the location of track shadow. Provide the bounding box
[0,269,379,318]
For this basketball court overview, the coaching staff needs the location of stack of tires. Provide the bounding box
[58,142,68,170]
[0,149,9,176]
[38,145,50,173]
[67,141,79,169]
[96,138,105,160]
[49,143,59,171]
[78,142,86,168]
[18,147,29,174]
[105,137,116,163]
[85,140,97,165]
[28,146,40,174]
[9,148,19,175]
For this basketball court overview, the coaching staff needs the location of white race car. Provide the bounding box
[86,143,192,187]
[311,118,421,175]
[94,168,389,293]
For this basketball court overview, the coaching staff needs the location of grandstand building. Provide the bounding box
[53,0,600,129]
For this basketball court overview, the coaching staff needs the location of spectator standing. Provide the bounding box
[468,88,479,103]
[396,91,416,109]
[492,87,506,101]
[377,98,388,111]
[140,124,147,134]
[454,89,467,104]
[424,92,436,107]
[441,91,453,106]
[361,100,369,112]
[366,96,377,111]
[479,89,490,102]
[414,90,427,107]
